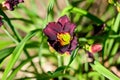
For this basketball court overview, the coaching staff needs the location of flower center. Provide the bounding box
[57,32,71,46]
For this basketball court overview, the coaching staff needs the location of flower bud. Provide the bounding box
[89,43,102,53]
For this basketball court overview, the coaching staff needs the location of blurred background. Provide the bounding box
[0,0,120,80]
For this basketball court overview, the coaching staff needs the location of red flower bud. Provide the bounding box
[89,43,102,53]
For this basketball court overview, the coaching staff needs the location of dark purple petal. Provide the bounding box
[87,51,94,58]
[57,15,70,27]
[48,36,78,54]
[48,39,70,54]
[58,36,78,54]
[69,36,78,52]
[50,36,77,54]
[43,22,62,40]
[58,45,70,53]
[63,22,76,36]
[48,39,58,48]
[43,27,57,40]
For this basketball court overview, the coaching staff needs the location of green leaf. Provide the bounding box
[48,66,66,79]
[7,55,37,80]
[0,9,22,41]
[0,40,13,49]
[47,0,55,15]
[90,61,120,80]
[103,13,120,61]
[25,41,40,48]
[54,66,66,73]
[112,13,120,33]
[62,6,103,24]
[88,72,105,80]
[68,47,79,66]
[110,13,120,56]
[47,0,55,21]
[71,7,103,24]
[0,41,40,64]
[36,73,50,80]
[0,47,15,63]
[2,29,40,80]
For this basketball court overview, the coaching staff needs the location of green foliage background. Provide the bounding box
[0,0,120,80]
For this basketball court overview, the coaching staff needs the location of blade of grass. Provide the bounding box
[68,47,79,66]
[0,41,40,67]
[47,0,55,14]
[0,9,22,41]
[2,22,42,74]
[61,6,104,24]
[0,40,13,49]
[105,13,120,61]
[2,26,19,44]
[47,0,55,21]
[90,61,120,80]
[71,7,104,24]
[7,55,37,80]
[0,47,15,63]
[109,13,120,56]
[88,72,105,80]
[64,47,79,73]
[2,29,40,80]
[103,13,120,60]
[111,13,120,32]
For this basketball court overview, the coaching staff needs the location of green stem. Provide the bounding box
[57,55,62,67]
[38,33,45,73]
[2,26,19,44]
[0,9,40,76]
[3,25,39,73]
[57,55,63,80]
[0,9,22,41]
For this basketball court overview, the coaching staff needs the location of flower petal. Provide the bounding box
[58,15,70,27]
[53,36,77,54]
[2,0,24,11]
[63,22,76,36]
[43,22,62,40]
[58,45,70,53]
[3,1,13,10]
[48,39,70,54]
[18,0,24,2]
[90,43,102,53]
[58,36,78,53]
[69,36,78,52]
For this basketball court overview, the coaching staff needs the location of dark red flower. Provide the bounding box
[2,0,24,11]
[0,16,3,27]
[43,15,78,54]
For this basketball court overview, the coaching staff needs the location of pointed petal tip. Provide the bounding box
[58,15,70,26]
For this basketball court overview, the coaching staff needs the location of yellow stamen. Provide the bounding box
[57,33,71,46]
